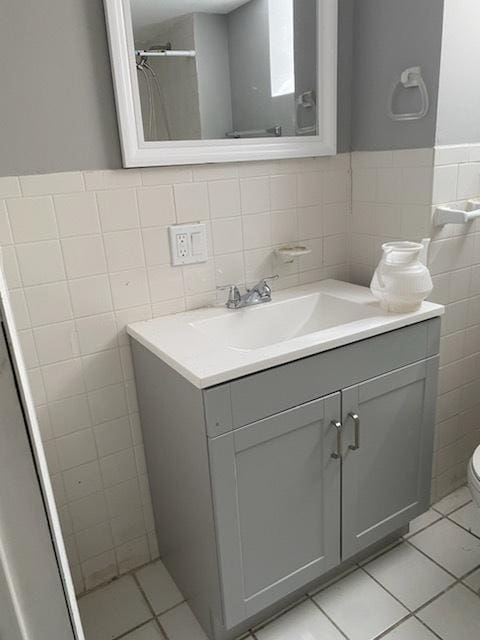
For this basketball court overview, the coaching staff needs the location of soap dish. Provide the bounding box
[275,245,312,264]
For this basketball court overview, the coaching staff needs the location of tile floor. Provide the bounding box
[78,485,480,640]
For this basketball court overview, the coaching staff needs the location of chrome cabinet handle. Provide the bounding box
[330,420,342,459]
[348,412,360,451]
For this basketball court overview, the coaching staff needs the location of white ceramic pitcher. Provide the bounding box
[370,240,433,312]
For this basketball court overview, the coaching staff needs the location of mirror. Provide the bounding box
[104,0,337,166]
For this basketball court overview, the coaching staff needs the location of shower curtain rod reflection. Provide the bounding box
[135,49,197,58]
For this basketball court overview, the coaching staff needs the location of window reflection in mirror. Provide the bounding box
[131,0,318,142]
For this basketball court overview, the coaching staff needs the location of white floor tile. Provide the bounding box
[135,560,183,614]
[314,569,408,640]
[381,617,438,639]
[364,543,455,610]
[417,584,480,639]
[409,518,480,577]
[158,603,208,640]
[256,600,344,640]
[462,567,480,594]
[432,486,472,515]
[404,509,442,538]
[122,621,165,639]
[78,575,151,640]
[449,501,480,537]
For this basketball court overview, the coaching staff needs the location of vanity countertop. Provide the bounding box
[127,279,444,389]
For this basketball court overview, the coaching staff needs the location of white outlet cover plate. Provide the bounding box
[168,223,208,266]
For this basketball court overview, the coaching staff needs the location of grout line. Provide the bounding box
[309,595,350,639]
[250,596,310,636]
[112,617,157,640]
[412,615,444,640]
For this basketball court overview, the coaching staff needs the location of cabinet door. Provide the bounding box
[209,393,341,629]
[342,358,439,560]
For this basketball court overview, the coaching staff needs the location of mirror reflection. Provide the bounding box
[131,0,318,141]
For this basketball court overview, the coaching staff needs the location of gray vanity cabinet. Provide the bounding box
[130,318,441,640]
[209,393,341,627]
[341,359,437,559]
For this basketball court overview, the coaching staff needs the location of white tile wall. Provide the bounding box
[0,156,350,595]
[350,144,480,502]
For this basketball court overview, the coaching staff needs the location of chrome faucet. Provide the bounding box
[217,276,279,310]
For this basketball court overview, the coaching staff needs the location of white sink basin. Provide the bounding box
[189,292,379,351]
[127,280,443,388]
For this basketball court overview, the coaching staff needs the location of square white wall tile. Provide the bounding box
[54,192,100,237]
[110,269,150,309]
[97,188,139,231]
[88,383,128,425]
[82,349,124,391]
[56,428,97,471]
[75,313,117,355]
[24,283,72,326]
[270,174,297,211]
[240,177,270,214]
[33,321,79,365]
[75,520,113,563]
[7,196,57,243]
[61,235,107,278]
[94,416,132,458]
[63,460,103,502]
[208,179,241,218]
[16,240,65,286]
[137,185,175,227]
[42,358,86,402]
[104,230,145,272]
[174,182,209,222]
[211,217,243,255]
[81,548,118,591]
[69,275,113,318]
[49,394,92,437]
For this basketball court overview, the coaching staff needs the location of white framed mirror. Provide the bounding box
[104,0,338,167]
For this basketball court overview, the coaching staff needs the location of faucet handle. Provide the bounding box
[216,284,241,309]
[260,275,279,295]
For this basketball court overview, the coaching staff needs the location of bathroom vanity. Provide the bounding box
[128,280,443,640]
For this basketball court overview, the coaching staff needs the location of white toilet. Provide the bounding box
[468,446,480,507]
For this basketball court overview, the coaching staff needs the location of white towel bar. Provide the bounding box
[434,200,480,226]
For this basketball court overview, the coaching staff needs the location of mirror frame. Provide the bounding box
[104,0,338,167]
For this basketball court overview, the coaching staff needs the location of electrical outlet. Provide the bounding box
[176,233,188,258]
[168,224,208,266]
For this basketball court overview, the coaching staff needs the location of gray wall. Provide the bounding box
[337,0,354,153]
[351,0,444,151]
[194,14,233,139]
[436,0,480,146]
[227,0,296,137]
[0,0,122,176]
